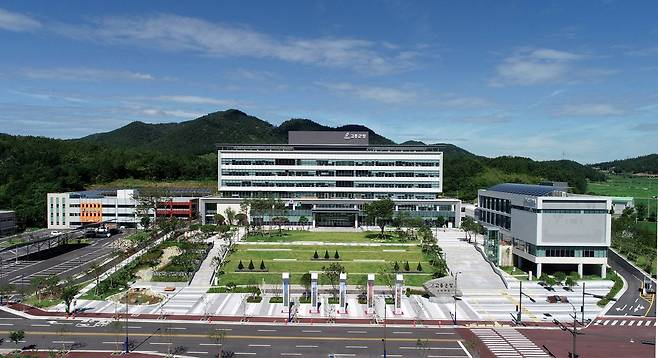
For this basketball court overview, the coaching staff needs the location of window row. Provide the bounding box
[222,159,440,167]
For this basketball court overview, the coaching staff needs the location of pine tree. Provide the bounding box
[334,250,340,259]
[324,250,330,259]
[260,260,266,270]
[248,259,255,270]
[393,261,400,271]
[238,260,244,270]
[404,261,410,271]
[313,250,319,259]
[416,262,423,271]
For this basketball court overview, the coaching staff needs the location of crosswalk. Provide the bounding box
[472,328,550,358]
[593,318,656,327]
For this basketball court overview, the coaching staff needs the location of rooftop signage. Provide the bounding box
[288,131,369,145]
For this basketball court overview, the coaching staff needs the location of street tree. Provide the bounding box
[60,284,79,314]
[224,207,236,226]
[8,330,24,346]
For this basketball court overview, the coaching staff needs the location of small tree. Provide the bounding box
[313,250,319,259]
[235,212,248,226]
[324,250,330,259]
[404,261,410,271]
[238,260,244,270]
[539,272,549,283]
[89,262,103,296]
[545,276,557,288]
[554,271,567,284]
[224,207,236,226]
[299,216,309,230]
[9,330,24,346]
[260,260,266,270]
[393,261,400,272]
[248,260,255,270]
[565,276,577,288]
[300,272,312,295]
[322,263,346,298]
[214,213,226,226]
[417,262,423,271]
[436,216,445,229]
[363,198,395,239]
[334,250,340,259]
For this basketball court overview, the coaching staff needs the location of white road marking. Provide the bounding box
[234,353,257,355]
[393,331,412,334]
[302,330,321,333]
[281,354,301,356]
[188,352,208,355]
[347,330,367,334]
[346,346,368,349]
[150,342,173,345]
[0,323,14,326]
[102,341,123,344]
[52,341,75,344]
[31,324,50,327]
[458,340,474,358]
[200,343,222,346]
[248,344,271,347]
[258,329,277,332]
[296,345,318,348]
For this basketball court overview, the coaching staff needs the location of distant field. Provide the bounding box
[218,230,432,287]
[587,175,658,200]
[90,178,217,191]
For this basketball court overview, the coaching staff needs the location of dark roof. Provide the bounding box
[487,183,564,197]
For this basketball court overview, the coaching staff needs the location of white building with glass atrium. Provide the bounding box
[199,131,461,228]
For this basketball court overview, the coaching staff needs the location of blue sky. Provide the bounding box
[0,1,656,163]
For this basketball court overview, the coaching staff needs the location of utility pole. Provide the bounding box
[581,282,585,324]
[124,295,129,354]
[454,271,461,324]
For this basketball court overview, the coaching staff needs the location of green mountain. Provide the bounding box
[591,154,658,174]
[1,108,606,228]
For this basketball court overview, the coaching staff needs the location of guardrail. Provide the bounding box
[472,242,509,289]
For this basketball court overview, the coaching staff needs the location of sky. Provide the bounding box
[0,1,657,163]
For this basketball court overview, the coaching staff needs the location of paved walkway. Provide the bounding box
[436,230,506,290]
[190,228,245,286]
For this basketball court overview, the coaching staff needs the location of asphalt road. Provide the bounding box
[0,232,126,288]
[0,310,473,357]
[607,249,656,317]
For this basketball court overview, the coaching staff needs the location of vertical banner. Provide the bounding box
[394,274,403,315]
[339,273,347,313]
[282,272,290,311]
[310,272,318,313]
[367,273,375,312]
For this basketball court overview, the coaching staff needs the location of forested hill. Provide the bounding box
[591,154,658,174]
[1,109,604,228]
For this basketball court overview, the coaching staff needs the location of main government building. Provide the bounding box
[199,131,462,228]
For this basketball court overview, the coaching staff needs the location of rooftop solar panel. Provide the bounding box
[487,183,563,196]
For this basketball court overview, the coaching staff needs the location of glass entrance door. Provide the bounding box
[314,212,355,227]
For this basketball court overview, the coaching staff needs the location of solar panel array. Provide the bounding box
[487,183,561,197]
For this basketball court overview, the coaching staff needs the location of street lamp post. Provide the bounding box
[550,303,579,358]
[124,294,129,354]
[516,280,536,324]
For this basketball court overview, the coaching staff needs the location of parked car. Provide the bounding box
[50,231,62,236]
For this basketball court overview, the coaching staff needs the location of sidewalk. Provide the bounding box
[190,228,245,286]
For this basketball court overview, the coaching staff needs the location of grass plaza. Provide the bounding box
[216,230,435,287]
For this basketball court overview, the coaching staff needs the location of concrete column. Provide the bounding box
[394,274,404,315]
[578,263,583,278]
[339,273,347,313]
[310,272,319,313]
[282,273,290,312]
[366,274,375,313]
[601,264,607,278]
[536,263,542,278]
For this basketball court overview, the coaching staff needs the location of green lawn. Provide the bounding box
[587,175,658,200]
[219,234,432,287]
[243,230,418,243]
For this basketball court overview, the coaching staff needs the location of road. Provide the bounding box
[0,310,474,357]
[0,232,126,288]
[607,249,656,317]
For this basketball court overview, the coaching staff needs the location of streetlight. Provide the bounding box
[515,280,536,324]
[550,302,579,358]
[453,271,462,324]
[124,293,129,354]
[579,282,615,324]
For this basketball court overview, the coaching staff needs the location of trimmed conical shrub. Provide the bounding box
[334,250,340,259]
[324,250,330,259]
[313,250,319,259]
[416,262,423,271]
[248,259,255,270]
[404,261,410,271]
[260,260,266,270]
[393,261,400,271]
[238,260,244,270]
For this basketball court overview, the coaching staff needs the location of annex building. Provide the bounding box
[199,131,462,228]
[476,183,611,277]
[47,189,205,229]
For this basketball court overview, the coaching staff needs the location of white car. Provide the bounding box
[50,231,62,236]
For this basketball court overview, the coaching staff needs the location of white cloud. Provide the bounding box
[23,67,154,81]
[54,14,417,75]
[558,103,625,117]
[491,48,617,87]
[432,95,491,108]
[320,82,417,104]
[156,95,233,106]
[139,108,203,119]
[0,8,41,32]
